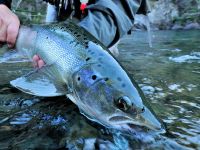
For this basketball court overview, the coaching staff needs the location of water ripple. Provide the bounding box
[169,52,200,63]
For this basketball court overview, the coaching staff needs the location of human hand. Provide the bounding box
[0,5,45,68]
[0,5,20,48]
[32,55,45,68]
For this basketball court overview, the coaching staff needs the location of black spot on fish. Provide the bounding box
[117,77,122,81]
[122,83,126,88]
[69,40,76,44]
[76,34,81,37]
[85,45,89,48]
[92,75,97,80]
[98,57,102,61]
[77,77,81,81]
[86,57,90,61]
[74,43,79,47]
[46,37,48,39]
[74,32,78,35]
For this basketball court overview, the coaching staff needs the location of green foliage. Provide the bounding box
[166,0,200,25]
[11,0,46,24]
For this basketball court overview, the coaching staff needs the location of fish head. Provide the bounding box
[72,63,165,134]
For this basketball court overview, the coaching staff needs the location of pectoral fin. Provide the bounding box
[10,65,68,97]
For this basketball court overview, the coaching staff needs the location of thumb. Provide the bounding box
[6,18,20,48]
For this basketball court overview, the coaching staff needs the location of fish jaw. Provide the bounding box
[108,107,165,134]
[138,106,165,132]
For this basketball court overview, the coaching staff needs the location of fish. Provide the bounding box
[10,21,165,133]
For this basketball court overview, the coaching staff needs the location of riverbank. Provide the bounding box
[134,14,200,31]
[135,0,200,30]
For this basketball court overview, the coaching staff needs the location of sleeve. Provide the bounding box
[79,0,150,48]
[0,0,12,8]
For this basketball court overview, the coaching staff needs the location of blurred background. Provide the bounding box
[11,0,200,30]
[0,1,199,149]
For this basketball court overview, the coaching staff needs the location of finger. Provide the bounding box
[0,30,7,42]
[33,55,40,62]
[6,17,20,47]
[0,18,2,27]
[38,59,45,68]
[32,55,40,68]
[0,21,7,42]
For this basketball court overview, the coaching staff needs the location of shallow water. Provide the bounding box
[0,30,199,149]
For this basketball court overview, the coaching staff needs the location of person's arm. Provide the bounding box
[79,0,150,48]
[0,1,20,47]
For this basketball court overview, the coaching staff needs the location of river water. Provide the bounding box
[0,30,199,149]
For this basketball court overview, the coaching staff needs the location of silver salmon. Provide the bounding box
[11,21,165,133]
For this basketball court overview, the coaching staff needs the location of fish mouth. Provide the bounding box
[109,115,135,124]
[108,109,165,133]
[108,115,150,134]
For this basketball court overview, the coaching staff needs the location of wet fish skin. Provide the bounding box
[11,21,165,133]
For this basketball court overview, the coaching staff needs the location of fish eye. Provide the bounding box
[115,96,132,111]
